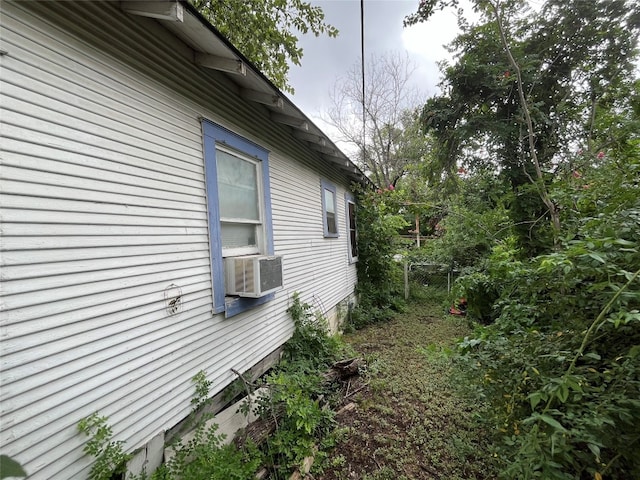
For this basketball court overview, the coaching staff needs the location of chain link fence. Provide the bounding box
[403,262,459,300]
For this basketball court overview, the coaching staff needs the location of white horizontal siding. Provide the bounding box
[270,152,355,312]
[0,1,358,479]
[0,3,215,478]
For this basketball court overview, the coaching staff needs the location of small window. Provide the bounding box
[345,193,358,262]
[321,180,339,238]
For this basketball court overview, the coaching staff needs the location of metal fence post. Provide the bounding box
[404,261,409,300]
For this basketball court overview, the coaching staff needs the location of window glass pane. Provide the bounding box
[221,223,257,249]
[350,230,358,257]
[217,149,259,221]
[324,188,337,234]
[326,211,337,234]
[324,188,335,214]
[348,201,358,258]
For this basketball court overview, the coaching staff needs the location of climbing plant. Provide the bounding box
[350,185,408,328]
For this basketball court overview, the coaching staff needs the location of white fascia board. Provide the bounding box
[293,131,326,146]
[270,112,309,131]
[194,53,246,75]
[121,1,184,22]
[322,154,351,167]
[240,89,283,109]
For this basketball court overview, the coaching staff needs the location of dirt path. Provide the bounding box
[317,299,499,480]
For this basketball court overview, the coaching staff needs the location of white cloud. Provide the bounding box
[287,1,477,150]
[401,10,458,65]
[401,1,480,95]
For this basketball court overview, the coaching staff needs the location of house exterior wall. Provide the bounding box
[0,2,358,478]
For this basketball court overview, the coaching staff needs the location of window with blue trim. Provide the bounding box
[321,180,339,238]
[202,120,275,317]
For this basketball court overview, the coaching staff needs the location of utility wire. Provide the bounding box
[360,0,366,168]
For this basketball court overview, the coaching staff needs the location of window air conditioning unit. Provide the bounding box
[225,255,283,297]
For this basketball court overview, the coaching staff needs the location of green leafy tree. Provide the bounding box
[405,3,640,476]
[191,0,338,93]
[451,69,640,480]
[421,168,512,269]
[406,0,640,252]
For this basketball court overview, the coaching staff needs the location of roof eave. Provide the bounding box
[120,0,372,187]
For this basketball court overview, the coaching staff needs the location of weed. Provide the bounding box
[79,292,348,480]
[250,293,347,477]
[79,372,262,480]
[77,413,131,480]
[283,292,343,370]
[157,372,262,480]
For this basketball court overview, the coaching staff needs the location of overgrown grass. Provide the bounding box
[316,294,500,479]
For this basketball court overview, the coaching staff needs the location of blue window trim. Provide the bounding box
[344,192,358,263]
[202,120,275,318]
[320,179,339,238]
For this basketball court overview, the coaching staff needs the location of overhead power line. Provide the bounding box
[361,0,366,168]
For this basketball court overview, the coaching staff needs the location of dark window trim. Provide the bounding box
[345,192,358,263]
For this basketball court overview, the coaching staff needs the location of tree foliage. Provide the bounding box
[403,2,640,477]
[417,168,512,269]
[348,185,408,329]
[191,0,338,93]
[406,0,640,251]
[456,152,640,477]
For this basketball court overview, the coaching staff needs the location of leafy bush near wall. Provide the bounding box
[160,423,261,480]
[350,186,408,329]
[282,292,343,369]
[77,413,131,480]
[79,377,261,480]
[79,292,345,480]
[253,293,344,473]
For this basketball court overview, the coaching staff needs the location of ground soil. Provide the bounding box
[314,299,500,480]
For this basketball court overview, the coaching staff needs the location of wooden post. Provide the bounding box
[415,213,420,248]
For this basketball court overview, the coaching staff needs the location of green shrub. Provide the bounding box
[350,185,408,329]
[283,292,342,370]
[455,189,640,477]
[77,413,131,480]
[451,145,640,478]
[161,421,260,480]
[252,292,343,475]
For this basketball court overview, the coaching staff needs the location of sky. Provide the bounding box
[283,0,640,157]
[285,0,471,146]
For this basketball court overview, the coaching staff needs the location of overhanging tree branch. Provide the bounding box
[487,0,561,242]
